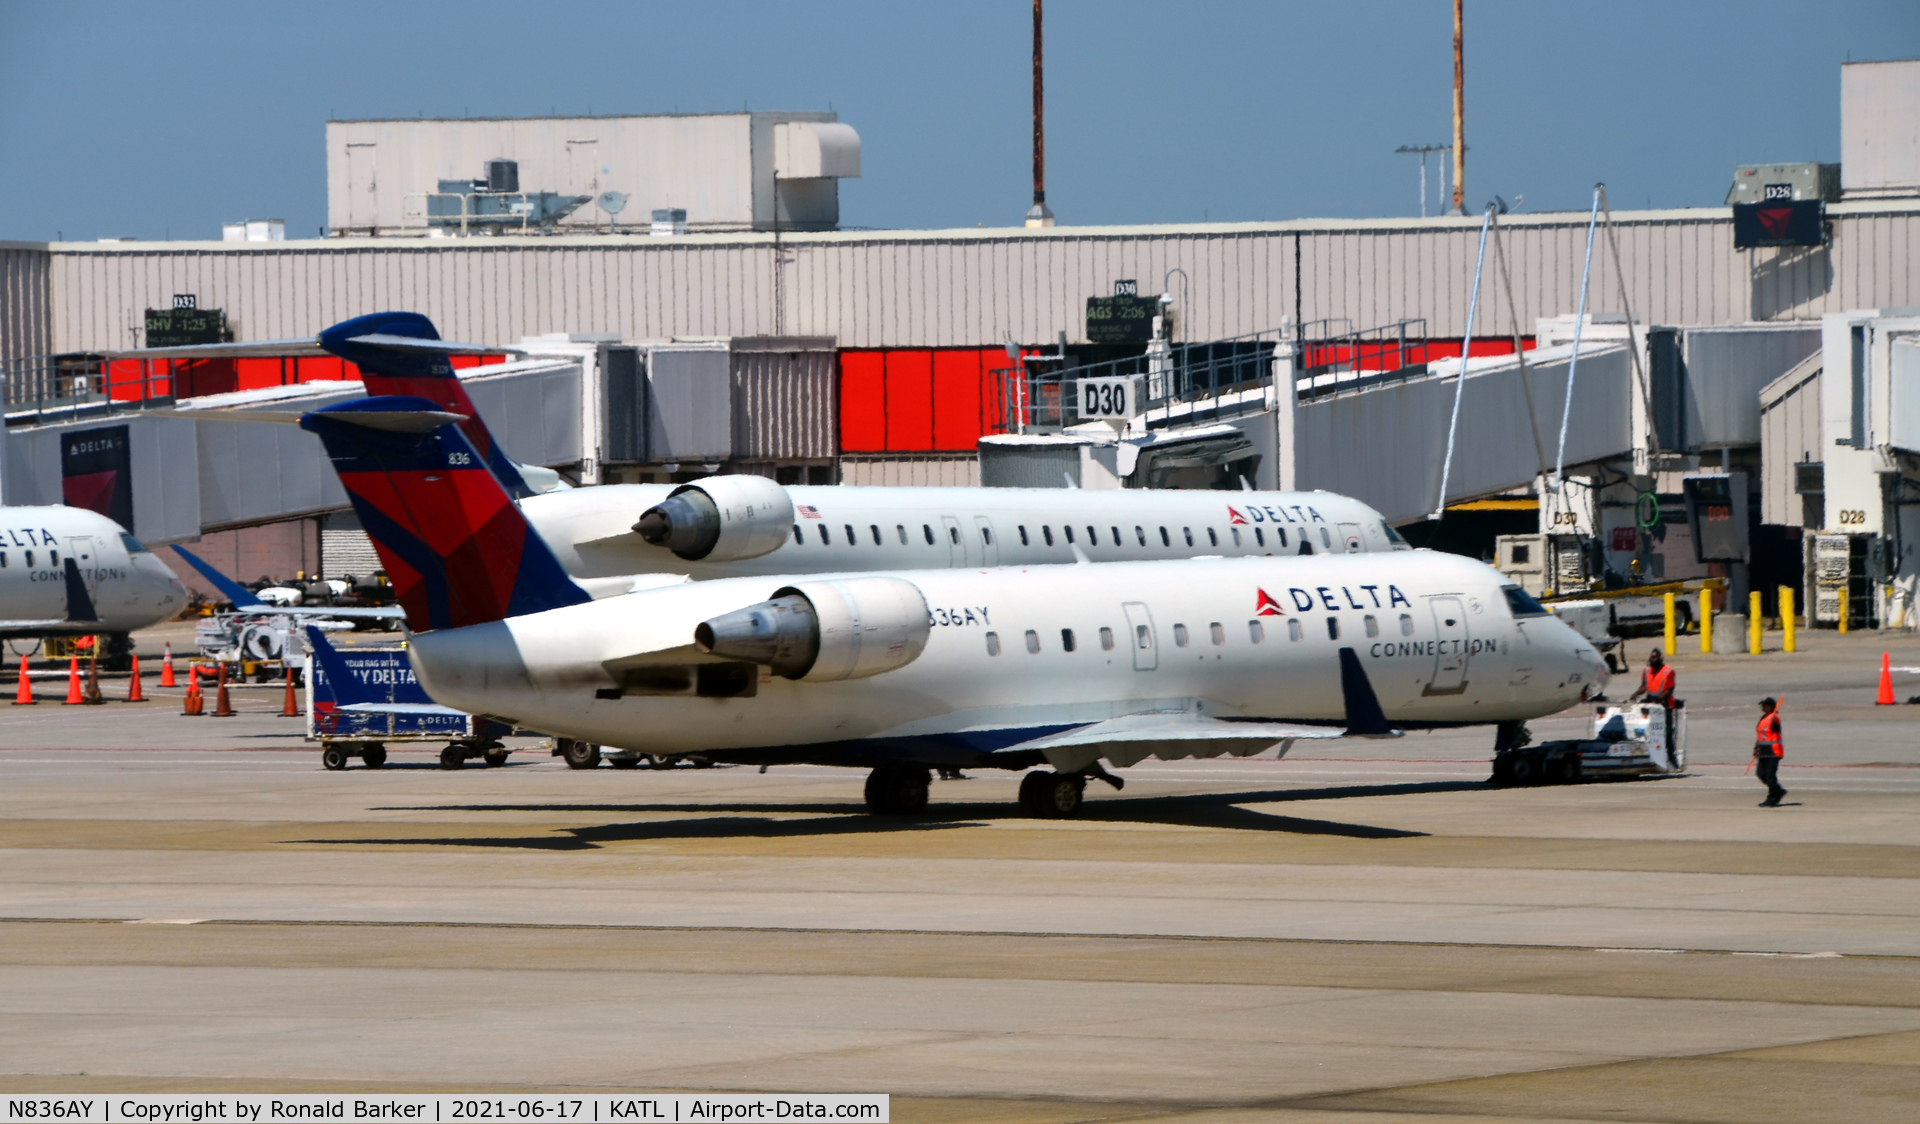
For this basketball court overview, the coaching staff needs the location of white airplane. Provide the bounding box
[128,311,1412,587]
[302,397,1607,815]
[0,506,189,646]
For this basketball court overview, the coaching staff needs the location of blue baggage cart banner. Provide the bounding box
[306,643,489,742]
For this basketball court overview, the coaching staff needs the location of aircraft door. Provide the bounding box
[972,516,1000,566]
[1426,595,1470,694]
[1338,522,1364,553]
[1122,601,1158,671]
[940,515,967,567]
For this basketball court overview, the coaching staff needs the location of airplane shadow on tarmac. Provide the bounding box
[298,781,1468,849]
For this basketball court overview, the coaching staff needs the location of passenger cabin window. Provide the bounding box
[1183,527,1194,547]
[1087,525,1098,546]
[0,551,7,568]
[1063,525,1075,544]
[818,525,831,546]
[1159,527,1170,546]
[948,525,960,544]
[1254,528,1265,547]
[1207,528,1218,547]
[985,632,1001,656]
[1099,627,1115,651]
[1276,528,1288,547]
[980,526,992,545]
[1043,526,1054,547]
[49,550,58,565]
[844,524,856,545]
[923,524,935,545]
[1320,527,1333,549]
[1364,615,1379,638]
[1209,622,1225,646]
[1109,526,1120,546]
[870,525,882,546]
[24,550,34,567]
[1248,620,1264,644]
[1019,525,1030,546]
[1503,585,1552,617]
[1173,624,1190,648]
[1135,624,1153,649]
[1400,613,1415,635]
[1231,528,1242,547]
[1287,619,1304,642]
[1326,617,1341,640]
[791,524,803,545]
[1135,526,1147,546]
[1024,629,1041,654]
[1060,628,1076,652]
[896,524,908,544]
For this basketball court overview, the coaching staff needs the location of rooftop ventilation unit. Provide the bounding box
[421,160,589,234]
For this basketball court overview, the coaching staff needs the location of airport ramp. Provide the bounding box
[1292,343,1635,525]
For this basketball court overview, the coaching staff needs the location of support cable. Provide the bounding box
[1431,206,1493,520]
[1554,186,1602,490]
[1489,211,1549,479]
[1597,186,1660,460]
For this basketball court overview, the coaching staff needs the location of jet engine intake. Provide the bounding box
[632,475,794,561]
[695,577,931,682]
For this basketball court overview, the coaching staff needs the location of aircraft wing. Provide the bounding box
[993,712,1344,771]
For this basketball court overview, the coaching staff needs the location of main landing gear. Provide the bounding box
[864,766,931,815]
[1017,765,1123,819]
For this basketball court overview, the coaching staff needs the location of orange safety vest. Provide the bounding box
[1641,665,1676,702]
[1755,711,1783,756]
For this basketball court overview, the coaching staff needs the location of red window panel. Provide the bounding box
[884,349,934,451]
[931,349,986,452]
[838,350,887,452]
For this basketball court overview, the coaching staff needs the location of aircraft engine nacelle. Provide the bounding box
[694,577,931,682]
[631,475,794,561]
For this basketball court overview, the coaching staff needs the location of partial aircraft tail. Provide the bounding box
[169,546,267,610]
[61,558,99,624]
[300,396,592,632]
[317,311,538,498]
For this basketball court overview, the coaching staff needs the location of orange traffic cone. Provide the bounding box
[12,653,34,706]
[181,667,204,716]
[83,657,104,705]
[1877,652,1896,706]
[280,663,299,717]
[160,643,177,688]
[62,658,84,705]
[212,664,235,717]
[126,653,144,703]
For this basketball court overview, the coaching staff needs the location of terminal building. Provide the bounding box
[2,60,1918,628]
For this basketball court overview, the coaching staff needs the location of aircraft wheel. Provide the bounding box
[1017,770,1051,815]
[362,744,387,768]
[608,756,641,770]
[482,749,508,768]
[864,766,931,815]
[321,746,349,772]
[691,757,716,769]
[439,746,465,770]
[560,739,602,769]
[1043,773,1086,818]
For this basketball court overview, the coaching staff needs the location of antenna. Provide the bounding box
[1394,145,1451,218]
[596,190,629,233]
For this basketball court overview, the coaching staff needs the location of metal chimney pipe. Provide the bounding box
[1451,0,1466,215]
[1026,0,1055,227]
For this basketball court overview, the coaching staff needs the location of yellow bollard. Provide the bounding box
[1839,586,1849,635]
[1780,586,1796,653]
[1700,590,1714,654]
[1662,593,1677,655]
[1749,590,1763,654]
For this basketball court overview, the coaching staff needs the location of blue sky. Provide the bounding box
[2,1,1914,241]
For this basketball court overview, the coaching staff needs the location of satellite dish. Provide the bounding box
[597,191,629,215]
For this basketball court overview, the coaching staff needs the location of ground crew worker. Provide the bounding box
[1754,697,1787,807]
[1627,648,1675,707]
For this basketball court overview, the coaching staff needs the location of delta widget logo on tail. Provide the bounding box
[1254,588,1286,616]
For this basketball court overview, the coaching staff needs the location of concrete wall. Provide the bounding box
[32,202,1920,358]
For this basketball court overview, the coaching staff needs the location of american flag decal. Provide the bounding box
[797,505,822,519]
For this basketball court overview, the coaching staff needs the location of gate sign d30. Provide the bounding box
[1077,376,1136,420]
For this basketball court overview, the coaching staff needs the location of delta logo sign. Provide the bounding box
[1227,503,1325,526]
[1255,588,1286,616]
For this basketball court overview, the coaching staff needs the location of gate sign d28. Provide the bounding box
[1077,376,1137,420]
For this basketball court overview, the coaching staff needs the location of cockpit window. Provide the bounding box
[1381,521,1406,544]
[1502,585,1550,617]
[120,533,150,554]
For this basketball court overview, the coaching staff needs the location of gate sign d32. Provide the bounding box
[1077,376,1137,420]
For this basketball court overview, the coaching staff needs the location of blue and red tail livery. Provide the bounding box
[317,312,534,498]
[300,396,591,631]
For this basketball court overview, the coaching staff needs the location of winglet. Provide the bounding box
[303,626,371,706]
[170,546,266,610]
[61,558,99,623]
[1337,647,1399,738]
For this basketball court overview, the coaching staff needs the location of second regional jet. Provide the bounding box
[301,396,1607,816]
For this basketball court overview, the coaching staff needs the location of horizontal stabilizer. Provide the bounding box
[998,711,1343,771]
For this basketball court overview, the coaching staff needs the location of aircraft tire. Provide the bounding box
[1017,770,1051,815]
[864,766,931,815]
[321,747,349,772]
[560,740,602,769]
[483,749,509,768]
[608,756,641,770]
[1044,773,1086,818]
[439,746,465,770]
[362,745,387,768]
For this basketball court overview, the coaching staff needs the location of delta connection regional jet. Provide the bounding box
[299,394,1608,818]
[136,311,1413,592]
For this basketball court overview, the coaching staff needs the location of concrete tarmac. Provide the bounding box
[1,628,1916,1121]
